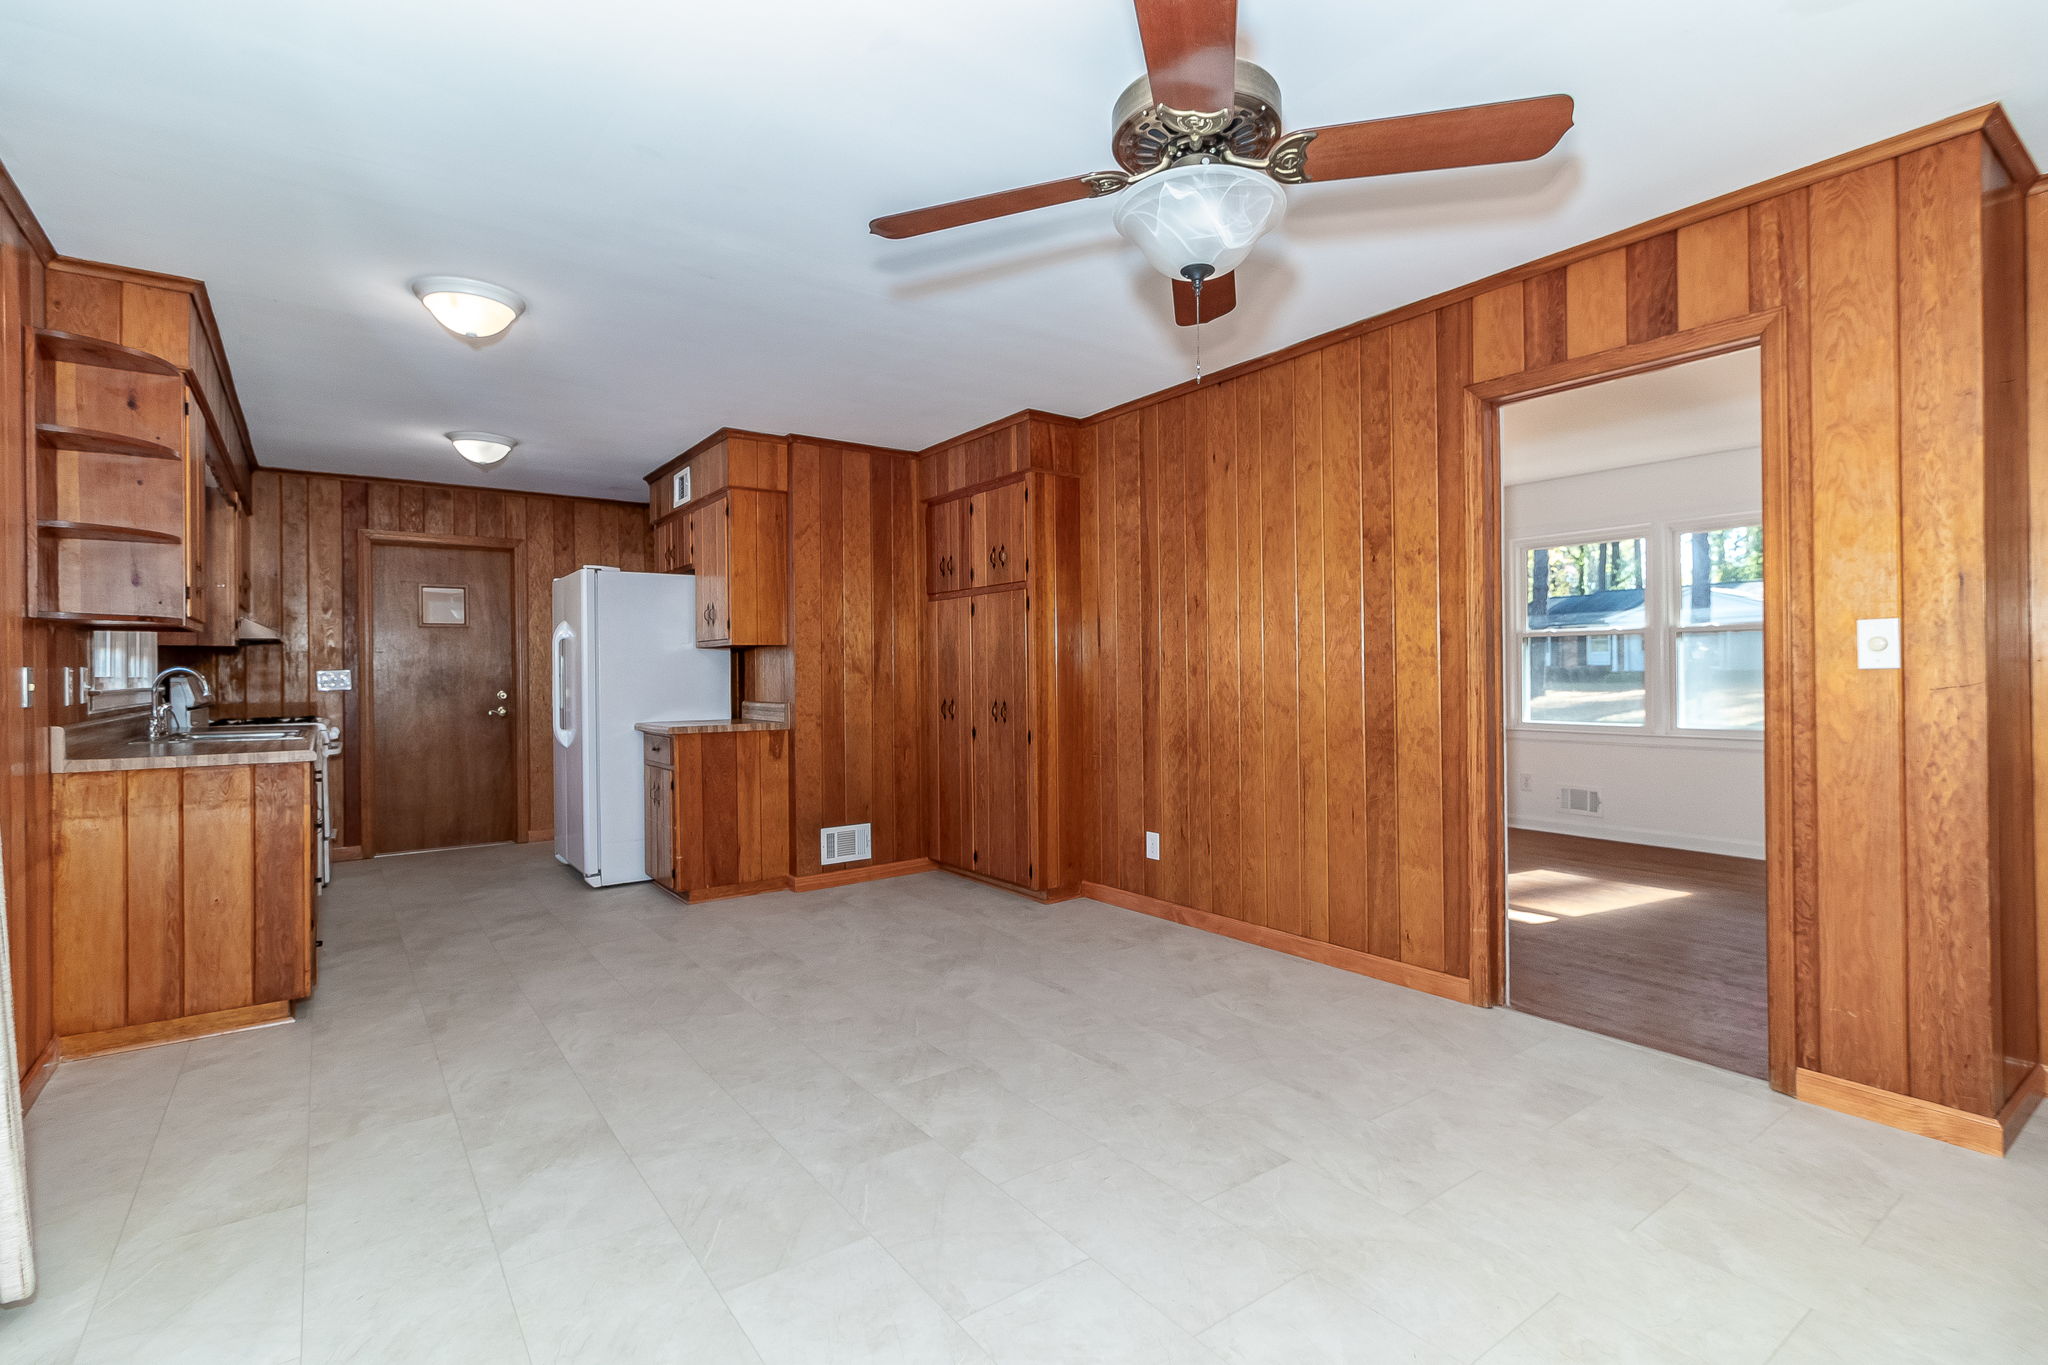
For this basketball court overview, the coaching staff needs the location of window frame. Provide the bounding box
[1508,510,1763,747]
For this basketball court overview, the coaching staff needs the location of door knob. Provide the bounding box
[487,705,508,716]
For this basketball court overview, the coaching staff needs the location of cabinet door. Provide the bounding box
[926,498,966,595]
[970,589,1032,886]
[654,516,681,573]
[932,595,973,870]
[183,389,212,627]
[692,499,731,644]
[723,489,789,646]
[646,764,675,889]
[970,480,1028,589]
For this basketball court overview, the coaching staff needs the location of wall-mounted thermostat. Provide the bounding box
[316,670,353,692]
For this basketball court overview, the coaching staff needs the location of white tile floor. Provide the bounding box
[6,842,2048,1363]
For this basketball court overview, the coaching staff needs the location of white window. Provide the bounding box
[1511,517,1762,741]
[87,630,159,713]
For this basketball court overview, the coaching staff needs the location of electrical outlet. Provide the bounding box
[1144,831,1161,861]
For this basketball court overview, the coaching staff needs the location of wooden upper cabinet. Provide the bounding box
[970,480,1027,589]
[33,262,255,630]
[647,431,790,647]
[924,474,1028,596]
[926,497,965,595]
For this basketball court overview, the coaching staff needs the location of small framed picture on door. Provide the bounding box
[419,585,468,626]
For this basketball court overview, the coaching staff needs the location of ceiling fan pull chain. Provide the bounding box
[1192,272,1204,384]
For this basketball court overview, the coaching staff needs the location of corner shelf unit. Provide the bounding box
[31,328,193,627]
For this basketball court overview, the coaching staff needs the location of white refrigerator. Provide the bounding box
[552,568,730,886]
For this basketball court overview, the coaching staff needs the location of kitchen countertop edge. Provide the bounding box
[634,719,793,736]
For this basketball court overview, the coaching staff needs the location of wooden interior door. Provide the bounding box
[693,498,730,643]
[368,543,517,854]
[970,590,1032,885]
[970,480,1028,589]
[926,497,965,594]
[932,595,973,870]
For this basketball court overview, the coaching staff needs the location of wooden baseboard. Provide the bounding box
[330,844,366,863]
[787,857,936,892]
[1078,881,1477,1005]
[1793,1065,2046,1155]
[18,1035,59,1111]
[937,865,1080,902]
[685,877,787,904]
[59,1001,294,1062]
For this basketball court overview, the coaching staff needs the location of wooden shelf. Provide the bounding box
[34,328,181,376]
[37,520,182,545]
[35,610,187,628]
[35,423,180,461]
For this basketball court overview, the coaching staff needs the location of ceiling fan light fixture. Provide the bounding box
[412,276,526,338]
[1112,163,1286,282]
[447,431,517,466]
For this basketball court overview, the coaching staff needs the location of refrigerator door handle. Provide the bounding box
[552,621,577,748]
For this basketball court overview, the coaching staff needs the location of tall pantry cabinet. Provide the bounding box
[920,415,1082,897]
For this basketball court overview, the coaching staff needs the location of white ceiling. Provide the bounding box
[1499,349,1761,485]
[1,1,2041,501]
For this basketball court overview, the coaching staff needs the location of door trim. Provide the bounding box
[1467,311,1795,1093]
[356,530,529,857]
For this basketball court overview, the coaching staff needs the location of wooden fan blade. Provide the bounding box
[1171,271,1236,326]
[1295,95,1574,182]
[868,174,1123,239]
[1134,0,1239,113]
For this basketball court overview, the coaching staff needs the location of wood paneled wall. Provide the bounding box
[1080,121,2037,1120]
[168,470,649,848]
[778,438,925,881]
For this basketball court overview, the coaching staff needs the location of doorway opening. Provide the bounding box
[358,532,525,856]
[1495,349,1769,1079]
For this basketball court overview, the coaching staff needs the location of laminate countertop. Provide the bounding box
[52,721,323,773]
[634,719,792,736]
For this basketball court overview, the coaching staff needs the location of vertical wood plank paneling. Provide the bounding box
[1359,330,1401,961]
[1260,367,1302,933]
[123,768,182,1022]
[1389,315,1446,970]
[1896,137,1997,1111]
[1436,302,1475,971]
[1565,250,1629,356]
[1807,162,1909,1094]
[1678,208,1753,328]
[182,765,255,1016]
[1201,383,1243,919]
[1296,355,1330,942]
[1524,268,1568,369]
[789,443,826,872]
[1471,282,1525,382]
[1110,413,1146,891]
[1321,338,1368,951]
[279,473,309,704]
[1625,232,1680,343]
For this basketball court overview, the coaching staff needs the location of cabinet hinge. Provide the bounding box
[183,400,191,414]
[1028,862,1034,880]
[970,601,975,616]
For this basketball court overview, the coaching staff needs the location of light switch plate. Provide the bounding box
[1856,618,1901,670]
[1145,831,1161,861]
[316,670,353,691]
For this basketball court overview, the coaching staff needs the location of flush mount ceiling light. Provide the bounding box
[411,276,526,338]
[447,431,516,466]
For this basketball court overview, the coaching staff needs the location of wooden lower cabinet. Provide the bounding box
[51,761,317,1052]
[643,729,791,900]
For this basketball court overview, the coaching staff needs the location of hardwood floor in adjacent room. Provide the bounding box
[1507,829,1768,1079]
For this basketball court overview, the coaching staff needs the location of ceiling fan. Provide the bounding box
[870,0,1574,326]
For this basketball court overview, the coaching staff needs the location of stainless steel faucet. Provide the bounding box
[147,666,214,740]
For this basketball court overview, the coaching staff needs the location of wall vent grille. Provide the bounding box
[1559,786,1603,816]
[820,823,872,865]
